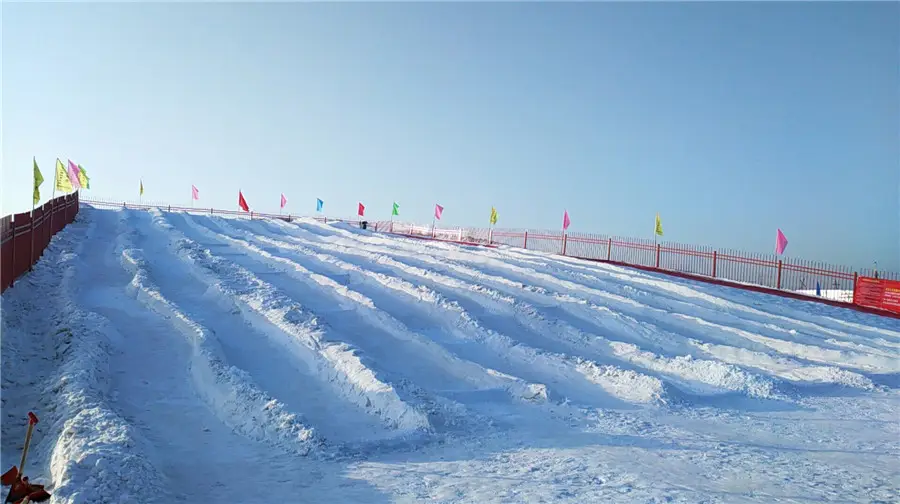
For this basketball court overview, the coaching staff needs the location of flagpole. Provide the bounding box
[29,199,36,271]
[49,159,58,239]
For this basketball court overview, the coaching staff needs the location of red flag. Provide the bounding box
[280,193,287,209]
[358,202,365,217]
[238,191,249,212]
[562,210,571,231]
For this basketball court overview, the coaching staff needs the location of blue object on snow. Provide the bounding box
[816,281,821,297]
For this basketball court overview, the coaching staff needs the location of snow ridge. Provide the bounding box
[3,216,167,503]
[148,210,431,435]
[115,222,322,458]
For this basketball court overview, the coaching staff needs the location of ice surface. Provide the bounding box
[2,205,898,503]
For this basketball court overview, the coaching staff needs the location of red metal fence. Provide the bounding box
[1,192,80,294]
[70,197,900,317]
[383,221,898,314]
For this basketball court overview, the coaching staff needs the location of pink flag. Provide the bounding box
[67,160,82,189]
[775,228,788,255]
[192,185,199,200]
[434,204,444,220]
[280,193,287,209]
[562,210,571,231]
[358,202,365,217]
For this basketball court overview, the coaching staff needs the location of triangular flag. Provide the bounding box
[489,207,498,225]
[33,158,44,205]
[67,160,82,189]
[54,159,73,193]
[775,228,788,255]
[392,202,399,216]
[358,202,365,217]
[140,179,144,196]
[192,185,199,200]
[77,164,90,189]
[434,204,444,220]
[562,210,571,231]
[316,198,324,212]
[238,190,249,212]
[654,213,663,236]
[281,193,288,209]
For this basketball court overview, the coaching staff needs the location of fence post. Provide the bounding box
[852,272,858,304]
[712,250,717,278]
[562,233,568,256]
[607,238,612,261]
[488,228,492,245]
[776,260,783,289]
[9,216,15,288]
[524,231,528,249]
[655,243,661,268]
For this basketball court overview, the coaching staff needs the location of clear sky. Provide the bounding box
[2,2,898,270]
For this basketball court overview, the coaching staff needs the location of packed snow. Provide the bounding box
[2,205,898,503]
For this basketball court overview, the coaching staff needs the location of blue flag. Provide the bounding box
[316,198,324,212]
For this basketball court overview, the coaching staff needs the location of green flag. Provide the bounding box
[33,158,44,205]
[392,202,399,216]
[77,164,90,189]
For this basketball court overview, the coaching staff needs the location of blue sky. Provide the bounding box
[2,2,897,270]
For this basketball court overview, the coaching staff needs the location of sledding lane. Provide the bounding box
[40,207,399,502]
[278,219,899,382]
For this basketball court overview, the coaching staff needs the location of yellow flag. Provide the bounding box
[140,179,144,196]
[490,207,498,225]
[54,158,73,193]
[33,158,44,205]
[655,213,663,236]
[77,165,90,189]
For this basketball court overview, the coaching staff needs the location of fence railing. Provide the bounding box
[68,197,900,316]
[382,221,898,311]
[1,192,81,294]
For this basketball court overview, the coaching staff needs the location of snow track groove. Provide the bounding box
[223,217,671,407]
[146,210,431,437]
[279,223,891,389]
[251,221,805,400]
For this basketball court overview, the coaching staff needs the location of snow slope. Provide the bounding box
[2,205,898,503]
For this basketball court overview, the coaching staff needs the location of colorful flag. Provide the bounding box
[67,160,82,189]
[655,213,663,236]
[238,190,249,212]
[54,159,73,193]
[77,165,90,189]
[775,228,788,255]
[33,158,44,205]
[358,202,365,217]
[392,202,399,216]
[316,198,324,212]
[562,210,571,231]
[490,207,498,225]
[281,193,287,209]
[192,185,199,200]
[140,179,144,196]
[434,204,444,220]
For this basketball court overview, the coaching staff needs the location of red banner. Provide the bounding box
[854,277,900,314]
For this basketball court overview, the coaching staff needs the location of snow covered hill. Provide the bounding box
[2,205,898,503]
